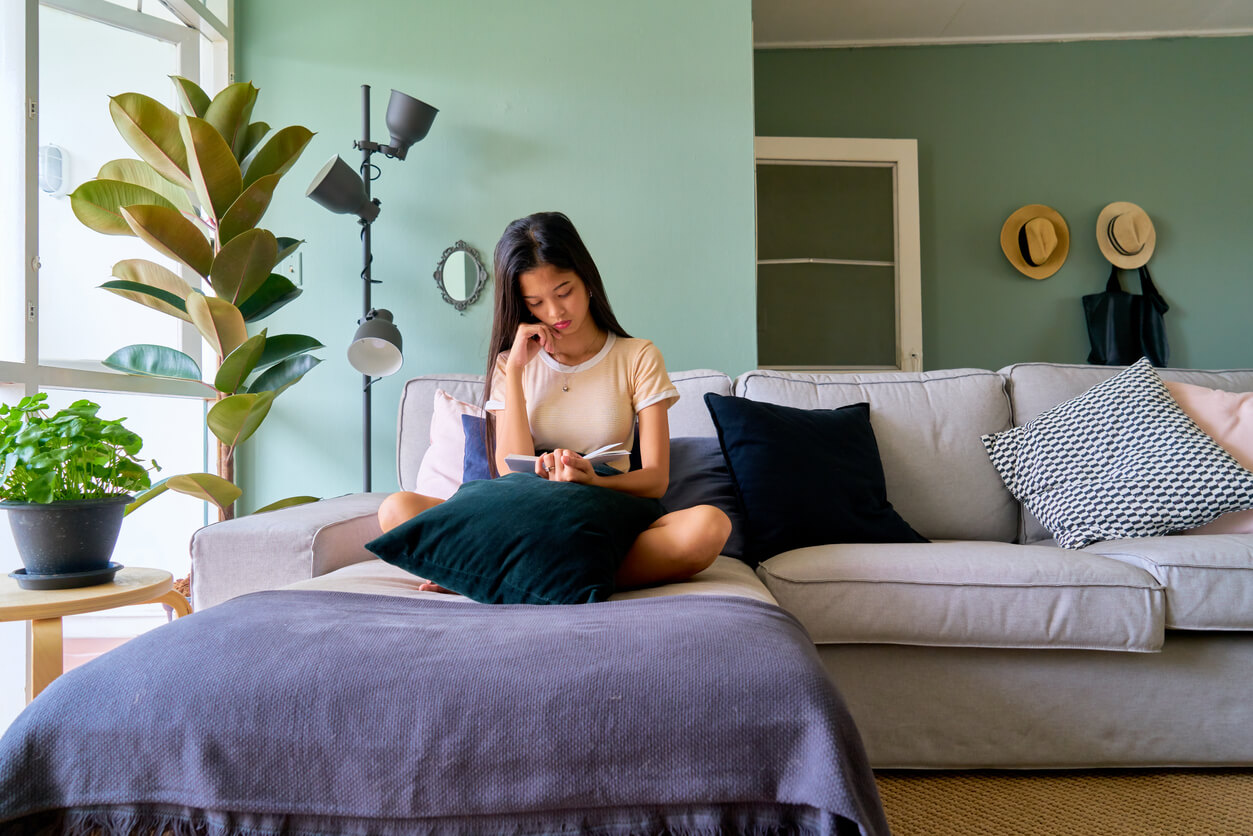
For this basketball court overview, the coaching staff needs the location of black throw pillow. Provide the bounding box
[365,471,663,605]
[660,436,747,559]
[704,393,927,565]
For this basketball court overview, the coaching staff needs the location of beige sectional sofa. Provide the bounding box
[191,362,1253,769]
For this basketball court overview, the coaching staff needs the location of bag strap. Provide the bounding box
[1105,264,1124,293]
[1137,265,1170,314]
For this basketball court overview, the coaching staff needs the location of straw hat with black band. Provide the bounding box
[1000,204,1069,279]
[1097,201,1156,269]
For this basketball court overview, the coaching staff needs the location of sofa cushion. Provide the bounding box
[983,358,1253,550]
[659,436,747,558]
[705,395,927,566]
[1166,380,1253,534]
[1082,534,1253,630]
[397,370,733,491]
[413,389,488,499]
[756,540,1165,652]
[1001,362,1253,543]
[733,368,1017,542]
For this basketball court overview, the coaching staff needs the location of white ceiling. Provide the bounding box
[752,0,1253,48]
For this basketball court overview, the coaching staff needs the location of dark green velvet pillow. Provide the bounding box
[365,471,663,605]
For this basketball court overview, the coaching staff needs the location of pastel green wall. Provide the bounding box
[234,1,755,506]
[755,37,1253,372]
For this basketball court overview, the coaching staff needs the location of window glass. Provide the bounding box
[757,263,897,368]
[756,163,895,262]
[38,5,186,367]
[99,0,183,24]
[0,3,26,363]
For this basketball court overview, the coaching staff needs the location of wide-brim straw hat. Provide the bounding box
[1000,204,1070,279]
[1097,201,1156,269]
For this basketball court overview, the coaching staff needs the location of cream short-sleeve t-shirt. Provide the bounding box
[486,333,679,472]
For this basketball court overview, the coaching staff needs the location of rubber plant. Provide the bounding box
[69,76,321,525]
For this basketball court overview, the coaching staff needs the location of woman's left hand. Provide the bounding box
[546,448,597,485]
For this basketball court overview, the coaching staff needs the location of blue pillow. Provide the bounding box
[460,413,491,483]
[660,437,746,559]
[704,393,927,566]
[365,472,664,605]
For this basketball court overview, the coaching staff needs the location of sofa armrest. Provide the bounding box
[190,493,388,610]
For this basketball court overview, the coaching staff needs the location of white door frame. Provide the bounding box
[754,136,923,372]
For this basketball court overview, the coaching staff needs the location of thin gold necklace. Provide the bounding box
[553,331,606,391]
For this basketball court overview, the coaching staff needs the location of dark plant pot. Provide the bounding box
[3,495,131,577]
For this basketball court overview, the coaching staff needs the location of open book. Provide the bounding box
[504,442,628,473]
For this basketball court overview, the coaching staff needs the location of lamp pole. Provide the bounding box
[306,85,436,495]
[359,84,374,493]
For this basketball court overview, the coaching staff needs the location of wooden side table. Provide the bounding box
[0,566,191,702]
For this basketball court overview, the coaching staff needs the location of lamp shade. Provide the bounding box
[348,309,403,377]
[306,155,380,222]
[384,90,438,160]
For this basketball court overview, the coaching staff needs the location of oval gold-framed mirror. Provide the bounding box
[434,240,488,312]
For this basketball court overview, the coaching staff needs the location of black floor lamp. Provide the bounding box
[306,85,437,492]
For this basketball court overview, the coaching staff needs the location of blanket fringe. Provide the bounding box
[9,805,855,836]
[53,808,275,836]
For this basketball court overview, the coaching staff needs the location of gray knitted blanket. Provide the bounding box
[0,590,887,835]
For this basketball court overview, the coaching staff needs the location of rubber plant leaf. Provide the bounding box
[246,354,321,397]
[253,495,320,514]
[186,292,248,358]
[100,280,189,322]
[237,121,270,162]
[164,472,242,511]
[214,331,267,395]
[217,174,281,245]
[97,159,194,213]
[179,113,242,221]
[169,75,210,118]
[275,237,304,265]
[237,273,301,322]
[209,228,278,305]
[241,125,314,191]
[108,93,192,190]
[254,333,323,370]
[120,204,213,278]
[124,479,169,516]
[207,391,275,447]
[102,344,202,381]
[203,81,258,159]
[69,180,177,236]
[104,258,195,322]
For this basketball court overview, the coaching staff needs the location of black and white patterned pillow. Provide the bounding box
[982,358,1253,549]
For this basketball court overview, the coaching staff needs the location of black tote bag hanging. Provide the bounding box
[1082,264,1169,367]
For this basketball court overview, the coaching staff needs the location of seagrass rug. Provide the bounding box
[875,769,1253,836]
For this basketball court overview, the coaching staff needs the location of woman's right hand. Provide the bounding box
[506,322,559,369]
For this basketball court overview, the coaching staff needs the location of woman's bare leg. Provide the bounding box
[377,491,452,593]
[378,491,444,532]
[614,505,731,590]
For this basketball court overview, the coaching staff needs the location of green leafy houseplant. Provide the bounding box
[69,76,322,520]
[0,394,161,582]
[0,393,155,506]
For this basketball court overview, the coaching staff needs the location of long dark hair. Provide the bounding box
[482,211,630,472]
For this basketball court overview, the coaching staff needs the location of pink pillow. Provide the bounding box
[1166,380,1253,534]
[413,390,486,499]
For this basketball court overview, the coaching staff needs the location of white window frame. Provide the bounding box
[1,0,233,399]
[0,0,233,723]
[754,136,923,373]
